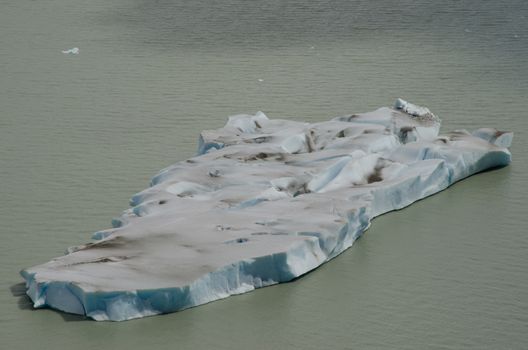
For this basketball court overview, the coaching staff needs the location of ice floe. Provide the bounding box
[20,99,512,321]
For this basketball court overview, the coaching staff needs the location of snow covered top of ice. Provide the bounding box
[21,100,512,321]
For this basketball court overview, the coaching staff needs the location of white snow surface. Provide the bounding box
[21,100,513,321]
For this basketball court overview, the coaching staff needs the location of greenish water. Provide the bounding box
[1,0,527,348]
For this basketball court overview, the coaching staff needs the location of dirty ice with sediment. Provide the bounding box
[20,99,513,321]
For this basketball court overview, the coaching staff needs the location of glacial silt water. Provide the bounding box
[1,0,527,348]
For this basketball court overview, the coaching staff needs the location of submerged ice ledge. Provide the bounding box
[21,100,513,321]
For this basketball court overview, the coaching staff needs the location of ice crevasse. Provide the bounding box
[20,99,513,321]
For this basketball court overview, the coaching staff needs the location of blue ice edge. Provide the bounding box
[20,209,370,321]
[19,105,513,321]
[20,252,304,321]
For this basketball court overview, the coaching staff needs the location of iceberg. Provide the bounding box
[20,99,513,321]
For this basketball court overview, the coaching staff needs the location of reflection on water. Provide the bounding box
[1,0,527,349]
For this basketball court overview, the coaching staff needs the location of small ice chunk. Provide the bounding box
[394,98,439,122]
[62,47,79,54]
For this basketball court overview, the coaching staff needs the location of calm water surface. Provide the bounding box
[1,1,527,348]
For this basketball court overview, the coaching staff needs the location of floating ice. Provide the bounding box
[20,100,513,321]
[61,47,79,55]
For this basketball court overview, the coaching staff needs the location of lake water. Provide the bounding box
[1,0,527,348]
